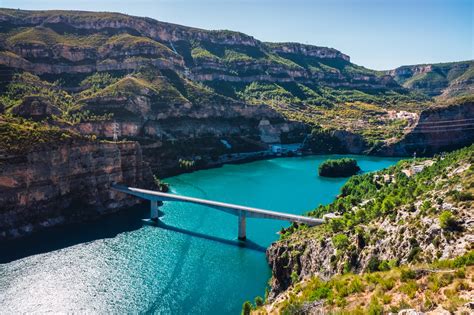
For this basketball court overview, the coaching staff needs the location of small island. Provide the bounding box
[318,158,361,177]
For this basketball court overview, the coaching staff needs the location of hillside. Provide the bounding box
[1,9,472,152]
[252,144,474,314]
[0,8,435,153]
[1,9,472,160]
[387,61,474,99]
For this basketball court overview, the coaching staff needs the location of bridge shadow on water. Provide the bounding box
[149,220,267,253]
[0,205,266,263]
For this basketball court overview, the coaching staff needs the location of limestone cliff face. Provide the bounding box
[266,42,350,61]
[0,9,259,47]
[70,115,303,177]
[377,99,474,156]
[267,216,471,300]
[0,9,399,90]
[0,141,154,240]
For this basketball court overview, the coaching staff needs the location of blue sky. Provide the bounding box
[2,0,472,69]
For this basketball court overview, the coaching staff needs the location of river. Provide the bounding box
[0,155,401,314]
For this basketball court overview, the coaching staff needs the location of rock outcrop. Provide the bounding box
[11,96,61,120]
[378,97,474,156]
[0,140,154,240]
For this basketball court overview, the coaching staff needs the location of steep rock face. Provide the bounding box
[378,98,474,156]
[0,49,182,75]
[331,130,367,154]
[70,116,303,177]
[267,213,472,300]
[0,9,259,46]
[0,141,154,240]
[11,96,61,120]
[266,42,350,61]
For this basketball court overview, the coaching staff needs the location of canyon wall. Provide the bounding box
[0,140,154,240]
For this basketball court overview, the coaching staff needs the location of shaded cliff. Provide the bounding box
[0,140,154,240]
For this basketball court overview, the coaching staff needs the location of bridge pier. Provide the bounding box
[150,200,159,221]
[238,211,246,241]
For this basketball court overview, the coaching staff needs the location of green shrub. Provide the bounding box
[367,297,383,315]
[400,280,418,298]
[407,247,422,262]
[349,277,364,293]
[332,234,350,250]
[378,260,390,271]
[367,256,381,272]
[254,296,264,307]
[309,286,331,300]
[400,268,416,282]
[291,271,299,284]
[241,301,252,315]
[439,211,458,230]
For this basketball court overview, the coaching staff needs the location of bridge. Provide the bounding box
[112,185,324,240]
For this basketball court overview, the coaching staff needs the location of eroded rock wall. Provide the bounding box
[377,100,474,156]
[0,140,154,240]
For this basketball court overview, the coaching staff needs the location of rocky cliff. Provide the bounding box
[1,8,463,161]
[377,96,474,156]
[0,140,154,240]
[261,145,474,313]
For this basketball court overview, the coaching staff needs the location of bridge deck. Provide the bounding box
[112,185,324,226]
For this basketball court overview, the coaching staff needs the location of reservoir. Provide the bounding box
[0,155,400,314]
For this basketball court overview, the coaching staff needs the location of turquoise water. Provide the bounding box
[0,155,400,314]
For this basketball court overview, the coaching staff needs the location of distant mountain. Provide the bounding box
[387,61,473,98]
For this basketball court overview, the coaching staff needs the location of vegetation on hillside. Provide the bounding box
[256,145,473,314]
[0,9,471,158]
[307,145,473,231]
[0,115,88,153]
[252,252,473,314]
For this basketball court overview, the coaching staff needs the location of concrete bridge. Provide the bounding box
[112,185,324,240]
